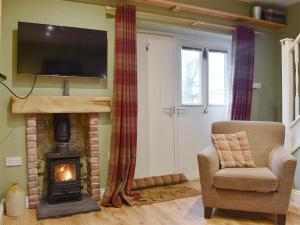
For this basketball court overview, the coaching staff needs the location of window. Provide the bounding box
[181,46,229,106]
[181,47,202,105]
[208,50,227,105]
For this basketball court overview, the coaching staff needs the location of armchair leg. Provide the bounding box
[204,207,213,219]
[276,214,286,225]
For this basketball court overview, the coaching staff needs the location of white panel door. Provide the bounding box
[136,34,177,178]
[176,46,230,179]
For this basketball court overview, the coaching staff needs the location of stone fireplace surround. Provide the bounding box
[11,96,111,209]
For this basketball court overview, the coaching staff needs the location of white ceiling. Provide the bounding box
[238,0,300,7]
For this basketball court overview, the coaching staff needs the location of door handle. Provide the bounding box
[176,107,188,115]
[163,106,175,117]
[203,106,208,114]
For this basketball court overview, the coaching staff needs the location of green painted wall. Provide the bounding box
[0,0,115,198]
[0,0,282,198]
[285,2,300,38]
[251,33,281,122]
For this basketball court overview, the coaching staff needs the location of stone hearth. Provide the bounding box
[37,193,100,219]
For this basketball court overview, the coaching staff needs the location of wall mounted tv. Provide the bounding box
[17,22,108,78]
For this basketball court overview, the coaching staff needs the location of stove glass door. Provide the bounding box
[54,163,77,183]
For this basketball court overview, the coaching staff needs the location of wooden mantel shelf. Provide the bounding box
[11,96,111,114]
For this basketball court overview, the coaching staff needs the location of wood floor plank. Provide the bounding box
[4,194,300,225]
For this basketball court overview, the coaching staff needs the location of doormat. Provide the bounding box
[37,193,100,220]
[136,181,201,206]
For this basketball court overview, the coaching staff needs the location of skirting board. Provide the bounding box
[188,175,200,181]
[25,196,29,209]
[291,189,300,204]
[100,188,105,199]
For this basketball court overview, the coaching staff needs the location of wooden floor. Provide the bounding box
[4,196,300,225]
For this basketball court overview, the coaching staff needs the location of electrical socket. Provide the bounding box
[253,83,262,89]
[6,156,22,167]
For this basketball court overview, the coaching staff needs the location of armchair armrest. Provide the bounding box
[197,146,220,190]
[268,146,297,194]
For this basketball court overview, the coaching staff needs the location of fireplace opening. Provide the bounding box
[47,113,82,204]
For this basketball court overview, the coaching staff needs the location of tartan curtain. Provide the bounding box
[230,25,255,120]
[101,4,139,207]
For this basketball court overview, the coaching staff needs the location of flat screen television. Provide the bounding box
[17,22,108,78]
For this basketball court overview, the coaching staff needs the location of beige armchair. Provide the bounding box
[197,121,297,225]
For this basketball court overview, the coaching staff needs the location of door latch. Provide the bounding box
[163,106,175,117]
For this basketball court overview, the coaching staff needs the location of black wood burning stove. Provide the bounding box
[47,114,82,204]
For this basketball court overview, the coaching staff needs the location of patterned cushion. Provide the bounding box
[211,131,256,169]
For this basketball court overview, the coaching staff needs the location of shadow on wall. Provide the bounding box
[0,101,23,144]
[11,30,108,90]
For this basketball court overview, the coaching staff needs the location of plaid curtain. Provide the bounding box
[101,4,139,207]
[230,25,255,120]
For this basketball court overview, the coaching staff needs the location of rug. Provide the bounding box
[135,181,201,206]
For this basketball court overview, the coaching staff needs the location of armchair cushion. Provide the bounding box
[213,167,278,192]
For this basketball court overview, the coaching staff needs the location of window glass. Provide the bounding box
[181,47,202,105]
[208,50,227,105]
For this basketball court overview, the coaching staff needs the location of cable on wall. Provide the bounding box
[0,75,37,99]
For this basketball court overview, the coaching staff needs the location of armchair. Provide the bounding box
[197,121,297,225]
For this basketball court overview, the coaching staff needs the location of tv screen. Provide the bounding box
[17,22,108,78]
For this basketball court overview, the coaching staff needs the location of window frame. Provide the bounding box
[178,37,231,108]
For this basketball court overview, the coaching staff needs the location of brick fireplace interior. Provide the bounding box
[26,113,101,208]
